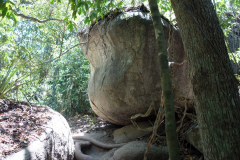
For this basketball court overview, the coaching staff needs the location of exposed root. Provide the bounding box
[74,141,95,160]
[143,93,165,160]
[73,135,126,160]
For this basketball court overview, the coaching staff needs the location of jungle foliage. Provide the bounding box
[0,0,91,116]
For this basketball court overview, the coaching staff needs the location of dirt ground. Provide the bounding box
[0,99,52,158]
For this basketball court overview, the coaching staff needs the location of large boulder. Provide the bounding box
[80,11,192,125]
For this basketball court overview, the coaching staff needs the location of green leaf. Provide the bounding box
[8,1,15,5]
[96,0,101,8]
[77,1,82,8]
[2,8,7,18]
[78,7,81,15]
[64,16,69,21]
[97,7,101,12]
[12,12,17,24]
[0,60,23,98]
[90,10,97,21]
[72,10,77,19]
[117,1,123,7]
[6,10,12,18]
[85,3,89,10]
[82,9,86,16]
[84,17,90,24]
[68,23,73,31]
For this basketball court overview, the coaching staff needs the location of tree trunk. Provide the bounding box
[170,0,240,159]
[52,67,59,105]
[148,0,180,159]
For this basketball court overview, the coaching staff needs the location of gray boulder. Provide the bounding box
[80,11,192,125]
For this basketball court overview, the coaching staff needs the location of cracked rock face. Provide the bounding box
[80,12,192,125]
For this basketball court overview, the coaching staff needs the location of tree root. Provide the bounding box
[73,135,126,160]
[75,141,95,160]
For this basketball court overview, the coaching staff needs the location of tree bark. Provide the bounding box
[148,0,180,159]
[170,0,240,159]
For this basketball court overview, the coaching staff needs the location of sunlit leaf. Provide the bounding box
[2,8,7,18]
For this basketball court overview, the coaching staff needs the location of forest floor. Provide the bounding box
[0,99,52,158]
[0,99,202,160]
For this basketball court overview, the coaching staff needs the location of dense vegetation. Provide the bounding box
[0,0,239,118]
[0,0,91,116]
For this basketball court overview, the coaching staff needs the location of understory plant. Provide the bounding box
[0,60,28,99]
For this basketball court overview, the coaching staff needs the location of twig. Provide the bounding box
[176,97,187,132]
[19,88,33,111]
[144,93,165,160]
[15,13,63,23]
[28,42,87,68]
[59,1,70,56]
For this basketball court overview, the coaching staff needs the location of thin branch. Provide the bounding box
[48,3,57,19]
[15,13,63,23]
[28,41,87,68]
[59,2,70,56]
[0,8,63,22]
[0,10,63,23]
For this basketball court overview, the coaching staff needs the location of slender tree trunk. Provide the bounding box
[170,0,240,159]
[53,67,59,105]
[148,0,180,159]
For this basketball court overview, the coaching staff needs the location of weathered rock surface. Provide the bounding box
[80,11,192,125]
[112,141,169,160]
[183,125,203,153]
[4,107,74,160]
[73,132,121,160]
[113,121,153,143]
